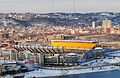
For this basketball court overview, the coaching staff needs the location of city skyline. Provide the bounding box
[0,0,120,13]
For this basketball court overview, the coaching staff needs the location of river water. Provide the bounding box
[46,70,120,78]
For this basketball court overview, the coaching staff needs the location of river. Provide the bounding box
[46,70,120,78]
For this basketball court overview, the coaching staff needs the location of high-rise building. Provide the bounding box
[92,21,96,29]
[102,18,112,33]
[102,18,112,28]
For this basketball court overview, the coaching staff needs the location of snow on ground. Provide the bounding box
[24,66,120,78]
[0,75,13,78]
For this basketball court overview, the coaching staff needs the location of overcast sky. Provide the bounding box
[0,0,120,13]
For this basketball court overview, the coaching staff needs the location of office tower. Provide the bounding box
[92,21,96,29]
[102,18,112,33]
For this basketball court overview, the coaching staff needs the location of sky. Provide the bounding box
[0,0,120,13]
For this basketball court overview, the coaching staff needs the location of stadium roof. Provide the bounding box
[13,45,65,54]
[51,40,96,43]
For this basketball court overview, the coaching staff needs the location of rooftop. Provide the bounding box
[51,40,96,43]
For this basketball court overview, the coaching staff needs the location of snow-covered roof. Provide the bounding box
[51,40,96,43]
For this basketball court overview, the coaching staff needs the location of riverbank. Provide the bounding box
[24,65,120,78]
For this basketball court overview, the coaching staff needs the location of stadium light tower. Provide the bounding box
[52,0,55,13]
[74,0,75,14]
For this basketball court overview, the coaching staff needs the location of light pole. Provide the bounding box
[52,0,55,13]
[73,0,76,26]
[74,0,75,14]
